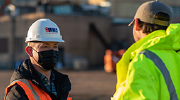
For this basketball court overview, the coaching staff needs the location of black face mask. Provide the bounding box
[32,48,59,70]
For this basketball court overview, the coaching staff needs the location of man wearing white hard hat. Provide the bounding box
[4,19,72,100]
[112,0,180,100]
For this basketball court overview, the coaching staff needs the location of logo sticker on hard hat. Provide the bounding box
[45,27,58,34]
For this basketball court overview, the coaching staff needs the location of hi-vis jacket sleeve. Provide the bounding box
[112,54,159,100]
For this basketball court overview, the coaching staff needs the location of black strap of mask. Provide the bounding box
[30,47,40,66]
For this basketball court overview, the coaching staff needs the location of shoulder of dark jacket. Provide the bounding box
[52,69,70,85]
[10,59,33,83]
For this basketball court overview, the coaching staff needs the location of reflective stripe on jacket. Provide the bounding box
[112,24,180,100]
[4,79,72,100]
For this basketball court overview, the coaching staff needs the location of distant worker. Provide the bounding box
[4,19,72,100]
[112,1,180,100]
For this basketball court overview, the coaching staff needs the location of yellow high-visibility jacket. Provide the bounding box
[112,24,180,100]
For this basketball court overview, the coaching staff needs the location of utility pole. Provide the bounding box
[5,4,17,69]
[10,16,16,69]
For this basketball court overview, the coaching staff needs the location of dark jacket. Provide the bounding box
[5,59,71,100]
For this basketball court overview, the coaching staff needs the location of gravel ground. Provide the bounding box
[0,70,116,100]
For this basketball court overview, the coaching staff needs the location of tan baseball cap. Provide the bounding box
[128,0,172,26]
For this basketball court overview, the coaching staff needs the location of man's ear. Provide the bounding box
[26,46,33,57]
[135,18,140,31]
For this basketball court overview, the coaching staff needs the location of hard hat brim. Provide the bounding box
[25,37,65,43]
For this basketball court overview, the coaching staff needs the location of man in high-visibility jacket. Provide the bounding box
[112,1,180,100]
[4,19,72,100]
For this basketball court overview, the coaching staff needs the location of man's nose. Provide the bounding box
[49,46,54,50]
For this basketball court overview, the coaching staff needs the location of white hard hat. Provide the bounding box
[25,19,64,43]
